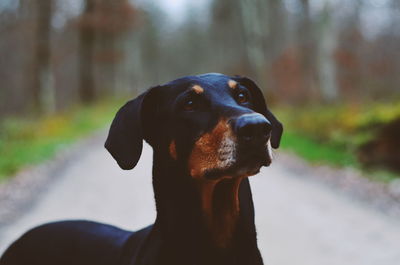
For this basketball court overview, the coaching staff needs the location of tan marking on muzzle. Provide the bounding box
[228,80,237,89]
[192,85,204,94]
[169,140,177,160]
[188,119,235,179]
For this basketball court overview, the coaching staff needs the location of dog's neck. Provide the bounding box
[148,150,263,265]
[194,176,244,248]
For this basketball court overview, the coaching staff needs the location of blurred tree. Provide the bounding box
[389,0,400,97]
[78,0,96,103]
[32,0,55,114]
[316,2,338,102]
[335,0,364,102]
[237,0,269,87]
[77,0,136,102]
[1,0,400,120]
[210,0,249,75]
[94,0,136,97]
[266,0,286,61]
[297,0,318,101]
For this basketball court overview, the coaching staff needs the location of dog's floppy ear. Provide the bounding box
[105,93,146,170]
[232,76,283,149]
[105,87,159,170]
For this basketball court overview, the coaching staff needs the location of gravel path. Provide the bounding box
[0,138,399,265]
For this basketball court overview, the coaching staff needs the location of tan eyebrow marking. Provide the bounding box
[228,80,237,89]
[192,85,204,94]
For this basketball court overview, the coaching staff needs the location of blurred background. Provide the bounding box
[0,0,399,180]
[1,1,400,264]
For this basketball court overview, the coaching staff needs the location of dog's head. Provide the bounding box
[105,73,283,180]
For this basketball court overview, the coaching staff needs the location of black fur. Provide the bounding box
[0,73,282,265]
[231,76,283,148]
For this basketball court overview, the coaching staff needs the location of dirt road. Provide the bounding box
[1,141,399,265]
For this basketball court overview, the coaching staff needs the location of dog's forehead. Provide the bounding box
[164,73,234,94]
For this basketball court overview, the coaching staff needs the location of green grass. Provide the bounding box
[0,99,124,182]
[279,129,399,183]
[280,130,356,167]
[275,102,400,181]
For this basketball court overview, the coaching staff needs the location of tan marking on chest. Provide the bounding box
[169,140,177,160]
[195,177,245,248]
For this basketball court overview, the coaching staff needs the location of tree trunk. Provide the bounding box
[298,0,318,101]
[317,2,338,102]
[237,0,269,88]
[32,0,55,114]
[267,0,286,60]
[78,0,96,103]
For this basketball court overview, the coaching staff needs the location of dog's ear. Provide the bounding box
[232,76,283,149]
[105,86,159,170]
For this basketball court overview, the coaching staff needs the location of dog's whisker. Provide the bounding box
[267,139,274,160]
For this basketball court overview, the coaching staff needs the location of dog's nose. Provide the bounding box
[232,114,271,143]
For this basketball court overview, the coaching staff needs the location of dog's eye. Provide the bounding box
[236,92,248,104]
[183,99,196,111]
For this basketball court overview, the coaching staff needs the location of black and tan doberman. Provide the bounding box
[0,73,283,265]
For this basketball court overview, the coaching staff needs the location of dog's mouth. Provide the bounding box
[203,160,264,180]
[203,140,273,180]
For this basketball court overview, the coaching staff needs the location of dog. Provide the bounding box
[0,73,283,265]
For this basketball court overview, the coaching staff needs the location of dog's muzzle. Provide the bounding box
[228,113,273,174]
[201,113,273,180]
